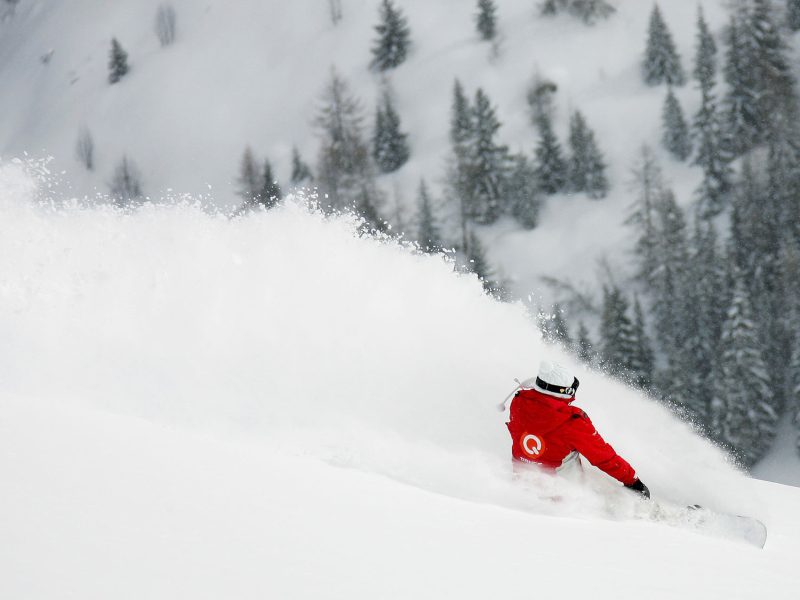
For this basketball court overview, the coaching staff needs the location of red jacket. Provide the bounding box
[507,388,637,485]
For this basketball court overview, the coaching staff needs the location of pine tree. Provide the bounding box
[109,155,143,205]
[627,145,664,289]
[236,146,260,205]
[544,304,574,349]
[469,88,508,223]
[642,4,686,87]
[567,109,609,198]
[290,146,313,186]
[314,68,376,213]
[450,79,475,251]
[662,88,692,161]
[599,285,638,381]
[467,230,502,297]
[476,0,498,41]
[258,160,282,209]
[649,189,691,364]
[724,0,798,150]
[722,15,759,157]
[692,6,731,217]
[373,88,410,174]
[541,0,566,15]
[329,0,343,25]
[506,153,541,229]
[108,38,130,84]
[748,0,798,136]
[628,148,692,377]
[665,219,728,428]
[534,113,567,194]
[154,3,177,47]
[526,75,558,131]
[709,273,778,468]
[789,0,800,31]
[793,333,800,453]
[353,182,387,232]
[370,0,411,72]
[570,0,615,24]
[540,0,614,24]
[416,179,443,252]
[576,322,595,365]
[75,126,94,171]
[630,295,655,390]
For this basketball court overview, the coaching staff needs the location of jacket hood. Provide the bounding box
[512,388,576,434]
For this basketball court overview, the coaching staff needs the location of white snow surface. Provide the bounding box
[2,165,800,597]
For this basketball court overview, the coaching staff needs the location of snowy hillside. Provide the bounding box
[0,0,732,284]
[1,167,800,597]
[2,1,800,591]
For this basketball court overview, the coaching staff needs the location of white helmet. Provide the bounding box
[533,360,579,399]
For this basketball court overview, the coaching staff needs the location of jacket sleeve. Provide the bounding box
[561,413,638,485]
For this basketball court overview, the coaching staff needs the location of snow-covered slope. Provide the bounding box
[1,163,799,597]
[3,388,800,600]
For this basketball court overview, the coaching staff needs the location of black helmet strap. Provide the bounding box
[535,376,580,397]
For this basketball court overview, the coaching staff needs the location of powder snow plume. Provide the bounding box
[0,163,753,518]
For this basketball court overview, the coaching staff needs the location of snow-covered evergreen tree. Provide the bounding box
[315,68,383,221]
[599,285,637,381]
[567,109,609,198]
[662,88,692,161]
[692,6,731,217]
[449,79,475,251]
[467,230,502,297]
[576,322,595,365]
[476,0,497,41]
[709,273,778,468]
[154,4,177,47]
[534,113,567,194]
[506,153,541,229]
[649,189,691,365]
[627,145,663,283]
[353,182,387,232]
[526,74,558,131]
[541,0,566,15]
[544,304,574,349]
[789,0,800,31]
[373,88,410,174]
[236,146,260,205]
[329,0,343,25]
[469,88,508,223]
[540,0,614,24]
[748,0,797,135]
[75,126,94,171]
[630,295,655,391]
[722,15,759,157]
[666,219,728,428]
[109,155,143,205]
[290,146,313,186]
[108,38,129,84]
[642,4,686,87]
[370,0,411,72]
[258,160,282,209]
[416,179,443,253]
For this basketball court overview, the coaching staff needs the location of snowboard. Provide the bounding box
[637,500,767,548]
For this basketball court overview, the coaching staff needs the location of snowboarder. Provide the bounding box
[505,360,650,498]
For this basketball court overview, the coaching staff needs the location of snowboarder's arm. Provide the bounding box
[563,413,638,485]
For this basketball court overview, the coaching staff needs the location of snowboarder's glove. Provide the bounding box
[624,479,650,499]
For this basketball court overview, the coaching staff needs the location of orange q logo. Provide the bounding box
[521,433,546,459]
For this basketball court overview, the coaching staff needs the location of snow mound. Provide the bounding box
[0,164,754,520]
